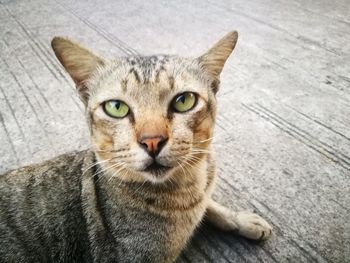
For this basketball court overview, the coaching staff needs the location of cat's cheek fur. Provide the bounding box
[91,122,115,153]
[193,115,215,143]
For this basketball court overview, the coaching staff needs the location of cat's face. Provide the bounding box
[52,32,238,183]
[87,56,216,183]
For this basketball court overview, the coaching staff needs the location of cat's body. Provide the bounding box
[0,151,91,262]
[0,150,213,262]
[0,32,272,262]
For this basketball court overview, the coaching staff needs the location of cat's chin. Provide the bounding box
[140,162,174,183]
[143,173,171,184]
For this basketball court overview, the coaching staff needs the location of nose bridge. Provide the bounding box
[136,114,169,139]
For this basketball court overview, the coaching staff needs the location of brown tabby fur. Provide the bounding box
[0,31,272,262]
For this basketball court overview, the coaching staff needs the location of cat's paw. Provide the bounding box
[235,211,272,241]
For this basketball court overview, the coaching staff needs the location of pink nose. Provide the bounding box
[139,136,168,156]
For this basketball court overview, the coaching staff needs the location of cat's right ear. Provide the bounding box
[51,37,104,104]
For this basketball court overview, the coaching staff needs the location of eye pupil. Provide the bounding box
[178,95,186,104]
[114,101,120,109]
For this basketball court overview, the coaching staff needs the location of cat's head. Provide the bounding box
[51,32,238,183]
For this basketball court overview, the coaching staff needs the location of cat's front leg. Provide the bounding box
[205,199,272,240]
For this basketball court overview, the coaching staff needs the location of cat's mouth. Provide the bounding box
[143,161,171,176]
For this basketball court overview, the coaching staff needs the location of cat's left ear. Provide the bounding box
[198,31,238,90]
[51,37,105,104]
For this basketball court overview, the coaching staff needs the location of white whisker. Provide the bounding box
[107,164,127,183]
[193,137,214,144]
[177,161,187,176]
[91,162,124,180]
[83,159,111,175]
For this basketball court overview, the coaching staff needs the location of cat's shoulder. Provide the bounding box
[0,149,90,185]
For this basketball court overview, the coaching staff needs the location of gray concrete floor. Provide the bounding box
[1,0,349,262]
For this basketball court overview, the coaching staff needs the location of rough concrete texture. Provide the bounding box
[0,0,349,262]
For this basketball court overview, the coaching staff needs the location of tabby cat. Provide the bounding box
[0,31,272,262]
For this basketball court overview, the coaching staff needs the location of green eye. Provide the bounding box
[103,100,129,118]
[172,92,197,113]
